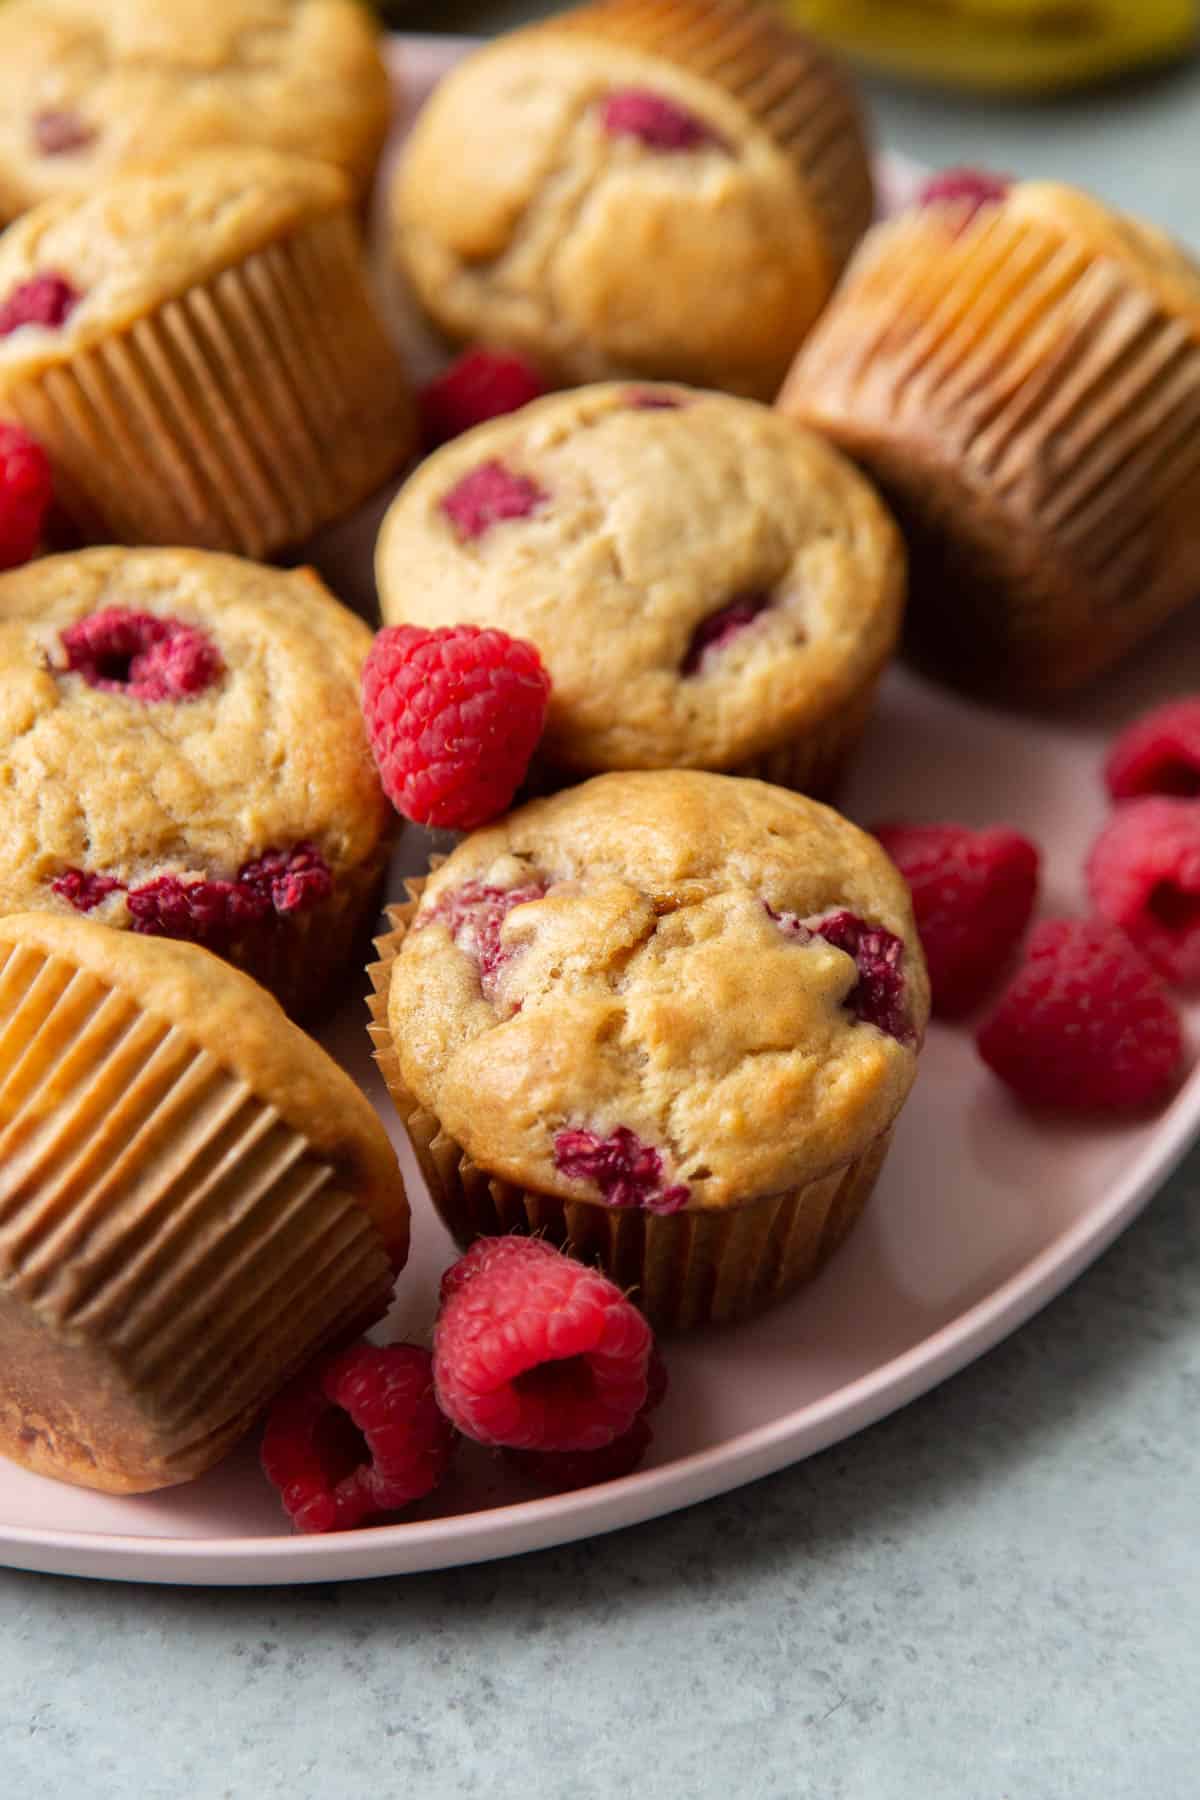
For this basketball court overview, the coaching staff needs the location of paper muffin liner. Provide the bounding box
[543,0,874,280]
[778,205,1200,694]
[0,936,395,1493]
[5,210,416,560]
[367,883,892,1331]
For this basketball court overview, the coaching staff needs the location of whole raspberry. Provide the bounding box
[872,822,1040,1017]
[600,89,725,153]
[61,608,224,702]
[918,168,1011,226]
[0,424,53,569]
[421,878,548,1000]
[1086,798,1200,987]
[433,1236,653,1452]
[361,623,551,830]
[0,273,79,336]
[976,918,1184,1112]
[681,592,771,676]
[261,1341,456,1534]
[502,1344,667,1492]
[1105,698,1200,800]
[440,460,546,541]
[419,348,547,451]
[553,1125,691,1215]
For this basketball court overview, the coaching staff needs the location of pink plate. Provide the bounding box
[1,38,1198,1585]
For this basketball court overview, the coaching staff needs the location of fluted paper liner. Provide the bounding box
[367,879,891,1331]
[4,210,416,559]
[779,205,1200,694]
[0,938,395,1493]
[544,0,874,282]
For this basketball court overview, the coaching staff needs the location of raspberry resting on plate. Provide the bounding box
[1086,797,1200,987]
[1105,697,1200,800]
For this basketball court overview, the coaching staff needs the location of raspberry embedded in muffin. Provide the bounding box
[681,593,772,676]
[554,1125,690,1215]
[419,877,548,1001]
[32,109,96,156]
[599,89,725,153]
[440,462,547,542]
[60,608,224,701]
[0,272,78,335]
[767,902,913,1044]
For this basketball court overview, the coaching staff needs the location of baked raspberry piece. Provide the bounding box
[238,843,333,916]
[976,917,1184,1111]
[433,1236,653,1451]
[51,868,124,912]
[1086,798,1200,987]
[0,273,79,336]
[554,1125,691,1215]
[361,623,551,830]
[0,424,53,569]
[872,822,1040,1016]
[261,1342,456,1534]
[419,348,547,450]
[422,878,548,1000]
[626,389,686,411]
[1105,698,1200,800]
[440,460,546,541]
[769,905,914,1044]
[600,89,725,153]
[918,168,1011,224]
[126,873,266,945]
[32,109,96,155]
[681,592,771,675]
[61,608,224,702]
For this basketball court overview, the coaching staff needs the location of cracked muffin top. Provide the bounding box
[0,0,391,221]
[387,771,929,1212]
[375,383,905,776]
[0,547,389,928]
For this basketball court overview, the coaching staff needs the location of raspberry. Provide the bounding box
[0,424,53,569]
[440,460,546,541]
[769,905,914,1044]
[976,918,1184,1112]
[505,1413,654,1493]
[361,623,551,830]
[1086,797,1200,987]
[1105,698,1200,800]
[419,348,547,451]
[261,1342,455,1534]
[681,592,770,675]
[52,868,124,912]
[0,273,79,336]
[238,842,333,916]
[433,1236,653,1452]
[918,168,1011,225]
[125,845,331,947]
[32,109,96,155]
[626,389,686,410]
[872,822,1040,1016]
[554,1125,691,1215]
[421,878,548,1000]
[61,608,224,702]
[600,89,725,153]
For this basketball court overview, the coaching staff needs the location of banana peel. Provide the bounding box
[774,0,1198,92]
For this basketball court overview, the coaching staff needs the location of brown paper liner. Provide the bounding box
[366,882,892,1331]
[543,0,874,281]
[779,206,1200,695]
[0,937,395,1492]
[5,210,416,559]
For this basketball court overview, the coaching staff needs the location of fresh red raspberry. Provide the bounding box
[1086,798,1200,987]
[261,1342,456,1534]
[681,592,770,675]
[872,822,1041,1017]
[433,1236,653,1452]
[918,168,1011,225]
[361,623,551,830]
[438,1232,556,1306]
[61,608,224,702]
[32,109,96,155]
[1105,698,1200,800]
[440,460,546,541]
[976,918,1184,1111]
[600,89,725,152]
[553,1125,691,1215]
[51,868,125,912]
[420,878,548,1000]
[419,348,547,451]
[0,273,79,336]
[0,423,53,569]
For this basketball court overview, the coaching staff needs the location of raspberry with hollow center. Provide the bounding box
[976,917,1184,1112]
[32,109,96,155]
[61,608,224,702]
[440,460,546,542]
[433,1236,653,1452]
[0,423,53,569]
[918,168,1011,226]
[422,878,548,1000]
[419,347,547,450]
[361,623,551,830]
[600,88,725,153]
[681,592,771,675]
[0,272,79,336]
[261,1341,456,1534]
[52,868,124,912]
[769,905,914,1044]
[503,1347,667,1491]
[554,1125,691,1215]
[1105,697,1200,800]
[1086,797,1200,987]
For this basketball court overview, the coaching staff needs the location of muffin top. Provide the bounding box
[0,148,350,385]
[387,771,928,1212]
[0,0,390,220]
[0,909,409,1261]
[391,27,853,398]
[0,547,389,928]
[376,384,904,774]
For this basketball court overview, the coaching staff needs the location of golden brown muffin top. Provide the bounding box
[0,148,350,385]
[0,548,389,923]
[388,771,928,1212]
[1004,182,1200,334]
[0,0,390,219]
[376,383,904,774]
[0,909,409,1261]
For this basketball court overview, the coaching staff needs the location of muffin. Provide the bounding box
[376,384,904,797]
[367,771,929,1330]
[389,0,873,400]
[0,0,392,220]
[0,148,416,558]
[0,911,408,1494]
[0,547,393,1020]
[778,178,1200,697]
